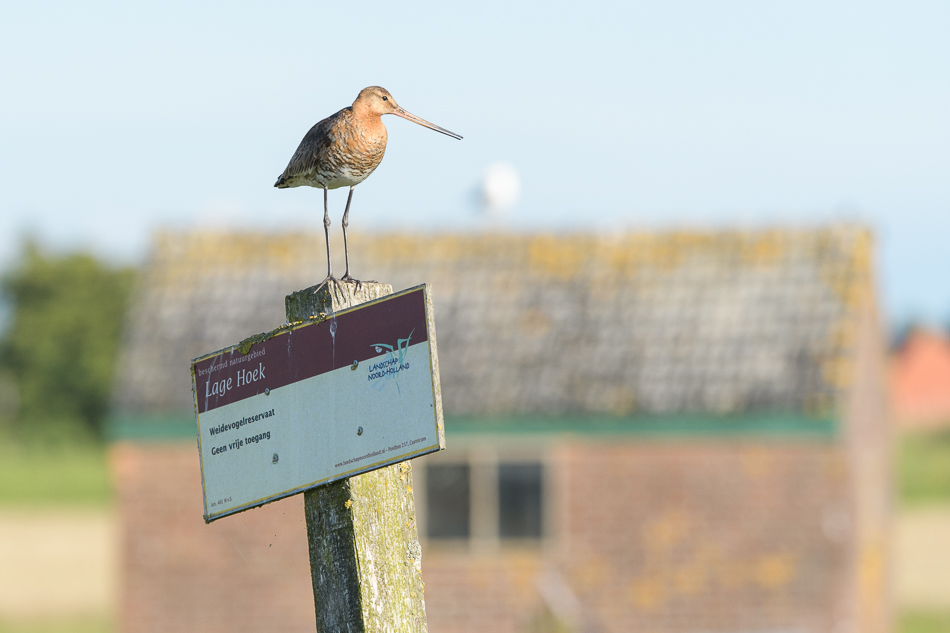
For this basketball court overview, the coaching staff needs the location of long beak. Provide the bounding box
[392,108,462,140]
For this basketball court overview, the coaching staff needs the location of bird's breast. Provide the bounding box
[321,125,387,188]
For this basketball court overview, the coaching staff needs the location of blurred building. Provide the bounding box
[110,227,889,633]
[889,328,950,431]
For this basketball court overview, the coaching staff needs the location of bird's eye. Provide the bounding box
[382,96,388,101]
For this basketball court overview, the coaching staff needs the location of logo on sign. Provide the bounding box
[367,330,414,393]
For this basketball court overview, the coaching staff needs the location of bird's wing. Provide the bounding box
[275,110,345,187]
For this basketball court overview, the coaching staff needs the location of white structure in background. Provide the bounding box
[479,162,521,218]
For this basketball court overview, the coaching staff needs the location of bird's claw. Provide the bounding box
[342,276,380,291]
[340,275,362,292]
[314,275,347,301]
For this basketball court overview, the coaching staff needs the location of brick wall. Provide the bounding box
[422,441,859,633]
[554,442,851,633]
[422,552,545,633]
[112,442,549,633]
[113,438,878,633]
[110,442,314,633]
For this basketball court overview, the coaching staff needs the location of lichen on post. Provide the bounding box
[286,280,428,633]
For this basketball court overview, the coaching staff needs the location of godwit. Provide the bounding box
[275,86,462,284]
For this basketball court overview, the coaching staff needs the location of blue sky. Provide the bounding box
[1,1,948,326]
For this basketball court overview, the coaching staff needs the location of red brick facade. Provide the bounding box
[111,443,313,633]
[555,443,849,632]
[113,437,885,633]
[416,442,875,633]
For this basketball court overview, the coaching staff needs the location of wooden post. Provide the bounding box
[285,281,428,633]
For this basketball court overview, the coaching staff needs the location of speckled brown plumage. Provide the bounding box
[275,93,389,190]
[274,86,461,282]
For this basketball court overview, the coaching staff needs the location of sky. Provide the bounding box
[0,1,948,326]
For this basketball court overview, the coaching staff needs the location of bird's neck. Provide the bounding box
[351,109,387,138]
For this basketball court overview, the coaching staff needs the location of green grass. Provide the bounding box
[1,611,942,633]
[899,430,950,506]
[0,617,111,633]
[900,610,950,633]
[0,442,112,507]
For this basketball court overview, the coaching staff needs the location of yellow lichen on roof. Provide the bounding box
[146,226,870,292]
[152,230,318,279]
[737,230,787,267]
[527,234,597,280]
[818,228,874,309]
[814,227,875,395]
[120,223,879,418]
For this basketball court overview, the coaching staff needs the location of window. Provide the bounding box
[425,463,471,539]
[422,455,545,544]
[498,463,543,539]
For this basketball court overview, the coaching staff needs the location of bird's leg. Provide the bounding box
[314,187,345,300]
[322,187,332,279]
[340,187,359,288]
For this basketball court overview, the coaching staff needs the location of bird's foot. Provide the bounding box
[314,275,348,301]
[341,275,381,292]
[340,274,362,292]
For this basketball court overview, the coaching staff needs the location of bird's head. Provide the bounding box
[353,86,462,140]
[354,86,399,116]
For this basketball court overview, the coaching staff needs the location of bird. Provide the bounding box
[275,86,462,287]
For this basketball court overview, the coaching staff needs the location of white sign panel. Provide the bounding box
[191,285,445,522]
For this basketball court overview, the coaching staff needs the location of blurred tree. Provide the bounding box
[0,241,136,442]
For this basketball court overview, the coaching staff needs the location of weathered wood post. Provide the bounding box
[192,278,442,632]
[285,282,429,632]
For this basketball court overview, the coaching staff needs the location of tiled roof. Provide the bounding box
[112,227,874,419]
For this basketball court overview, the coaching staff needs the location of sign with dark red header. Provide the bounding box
[190,284,445,523]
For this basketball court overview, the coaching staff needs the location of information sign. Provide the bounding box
[191,284,445,522]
